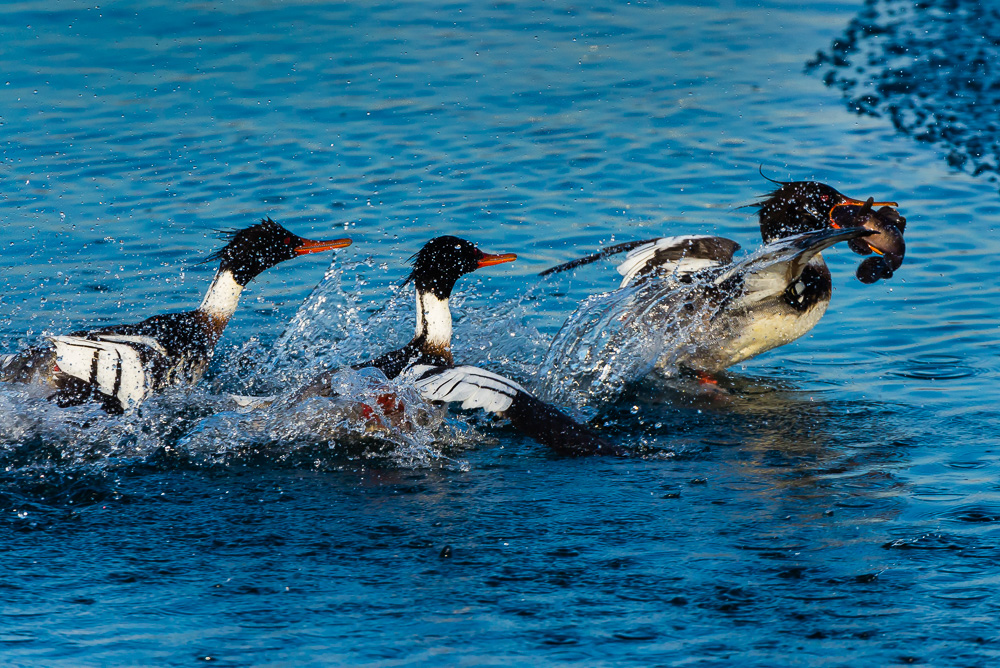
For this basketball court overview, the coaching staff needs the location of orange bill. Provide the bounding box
[295,237,353,255]
[477,252,518,268]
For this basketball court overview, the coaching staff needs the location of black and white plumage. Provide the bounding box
[301,236,518,388]
[48,335,167,411]
[401,365,623,456]
[614,235,742,287]
[403,364,523,413]
[298,236,617,455]
[0,218,351,413]
[540,181,905,379]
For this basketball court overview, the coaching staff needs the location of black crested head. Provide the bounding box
[205,218,351,285]
[756,181,852,243]
[404,235,516,300]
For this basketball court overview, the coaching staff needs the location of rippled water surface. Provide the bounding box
[3,1,1000,665]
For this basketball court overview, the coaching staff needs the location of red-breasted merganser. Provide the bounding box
[301,235,620,455]
[540,181,906,375]
[0,218,351,412]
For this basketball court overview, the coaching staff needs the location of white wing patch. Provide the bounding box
[717,227,868,307]
[617,235,737,287]
[730,268,791,308]
[49,335,153,410]
[95,334,169,357]
[403,364,525,414]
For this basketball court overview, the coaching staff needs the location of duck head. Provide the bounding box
[207,218,352,285]
[405,235,517,299]
[757,180,905,283]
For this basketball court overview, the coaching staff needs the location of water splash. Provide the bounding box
[179,367,482,471]
[536,277,721,411]
[451,280,555,384]
[262,256,411,385]
[0,250,700,478]
[0,256,505,480]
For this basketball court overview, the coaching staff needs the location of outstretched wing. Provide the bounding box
[403,364,624,456]
[539,238,662,277]
[539,235,739,285]
[718,227,872,308]
[616,235,741,287]
[49,334,168,410]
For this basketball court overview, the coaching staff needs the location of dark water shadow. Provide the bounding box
[809,0,1000,184]
[595,369,914,519]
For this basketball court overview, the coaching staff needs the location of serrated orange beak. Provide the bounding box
[294,237,353,255]
[477,252,518,268]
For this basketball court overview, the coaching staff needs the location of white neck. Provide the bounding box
[415,290,452,349]
[198,269,244,321]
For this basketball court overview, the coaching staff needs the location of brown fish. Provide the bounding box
[832,197,906,283]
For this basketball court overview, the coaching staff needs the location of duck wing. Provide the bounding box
[616,235,741,287]
[539,237,662,276]
[539,235,740,284]
[402,364,623,456]
[48,333,170,411]
[719,227,873,308]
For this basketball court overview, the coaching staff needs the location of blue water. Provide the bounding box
[809,0,1000,182]
[3,0,1000,665]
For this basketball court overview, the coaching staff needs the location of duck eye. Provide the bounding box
[820,195,829,202]
[284,236,292,245]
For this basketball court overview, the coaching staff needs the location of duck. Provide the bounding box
[300,235,621,455]
[539,180,906,378]
[0,218,351,413]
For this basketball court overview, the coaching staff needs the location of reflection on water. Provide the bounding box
[604,370,911,513]
[3,0,1000,664]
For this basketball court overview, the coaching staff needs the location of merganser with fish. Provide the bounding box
[539,180,906,379]
[0,218,351,413]
[299,235,621,455]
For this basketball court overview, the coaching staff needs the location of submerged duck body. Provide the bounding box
[356,236,518,379]
[541,181,906,376]
[300,235,620,455]
[1,219,351,412]
[299,235,517,387]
